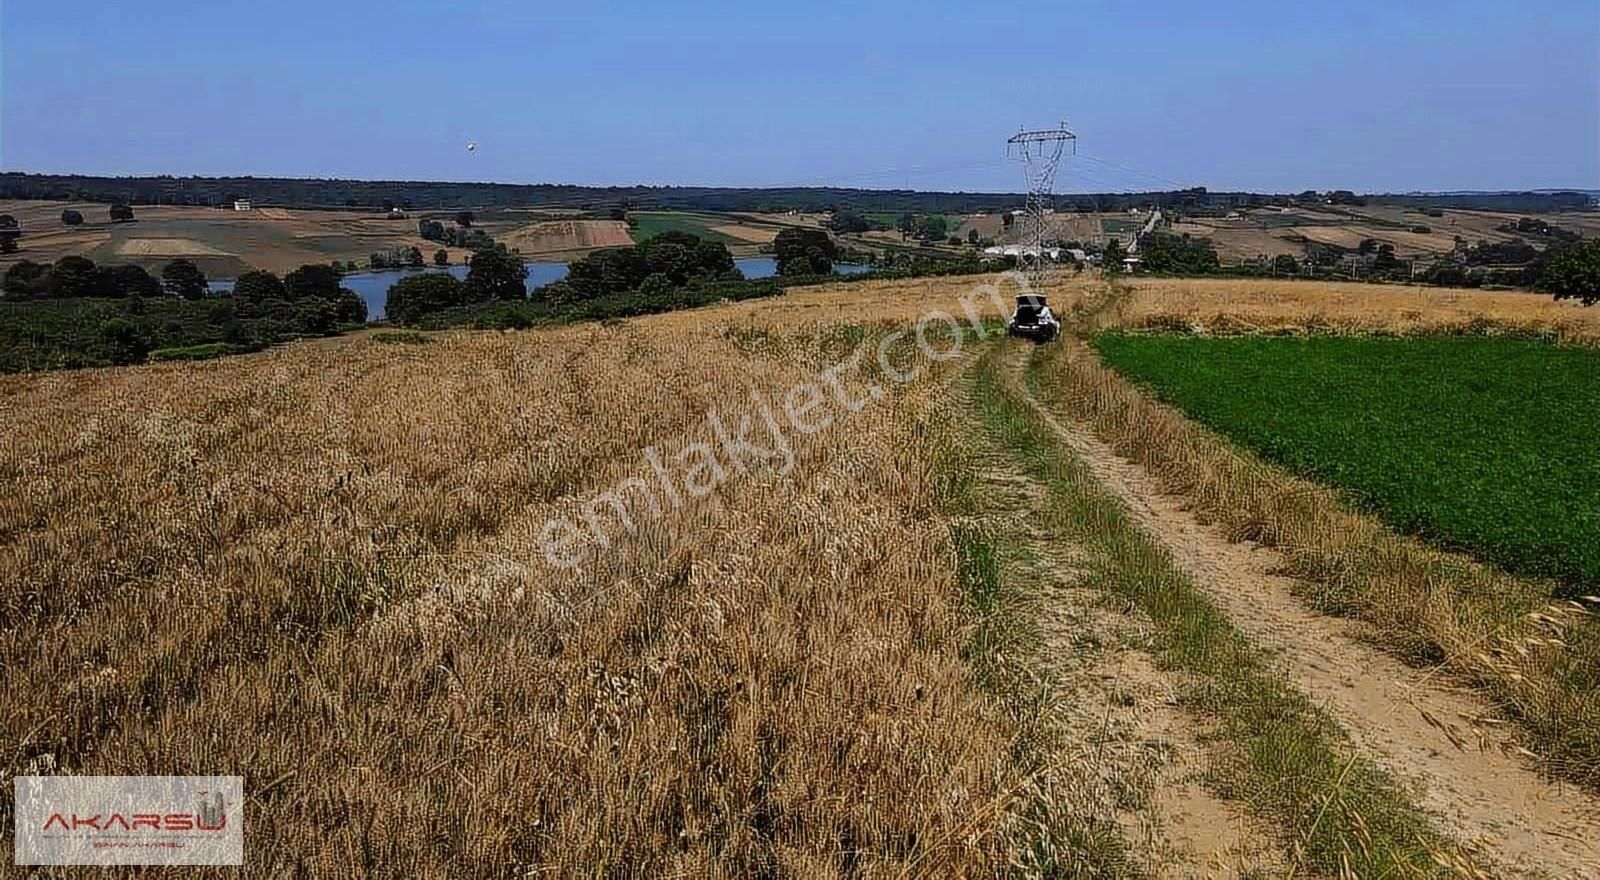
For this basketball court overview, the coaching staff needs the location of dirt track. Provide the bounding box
[1004,344,1600,878]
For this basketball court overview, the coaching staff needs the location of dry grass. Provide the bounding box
[1106,276,1600,344]
[1030,324,1600,789]
[0,276,1087,875]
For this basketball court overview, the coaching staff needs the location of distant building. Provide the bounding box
[233,199,252,211]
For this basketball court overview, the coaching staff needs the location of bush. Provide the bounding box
[387,272,468,325]
[60,209,83,226]
[149,342,252,362]
[98,318,150,365]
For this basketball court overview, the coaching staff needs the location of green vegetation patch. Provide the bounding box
[149,342,255,362]
[1092,332,1600,595]
[626,212,743,245]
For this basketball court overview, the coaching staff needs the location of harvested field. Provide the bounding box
[495,219,634,254]
[1106,276,1600,342]
[708,223,777,243]
[1171,220,1303,260]
[116,237,232,256]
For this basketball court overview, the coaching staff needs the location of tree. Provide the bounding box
[0,214,19,254]
[464,248,525,301]
[1103,239,1127,273]
[1272,253,1300,275]
[284,263,342,301]
[773,227,837,276]
[825,211,870,234]
[98,318,150,365]
[60,209,84,226]
[434,248,449,266]
[233,269,287,304]
[3,260,51,298]
[455,210,475,228]
[636,273,674,300]
[1541,240,1600,305]
[386,272,467,325]
[896,212,917,240]
[967,228,980,245]
[51,256,100,298]
[109,203,135,222]
[97,264,161,299]
[162,258,208,299]
[407,246,425,268]
[914,215,948,242]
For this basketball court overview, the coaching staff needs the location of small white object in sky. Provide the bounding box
[466,142,477,153]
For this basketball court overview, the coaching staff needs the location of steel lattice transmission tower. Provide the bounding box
[1007,122,1077,276]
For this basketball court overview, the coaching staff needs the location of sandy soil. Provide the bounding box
[1010,346,1600,879]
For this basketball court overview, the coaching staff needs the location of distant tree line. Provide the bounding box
[4,172,1588,216]
[388,232,748,325]
[0,255,367,371]
[418,217,494,249]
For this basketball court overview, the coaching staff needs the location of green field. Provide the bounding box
[1092,333,1600,595]
[626,211,744,245]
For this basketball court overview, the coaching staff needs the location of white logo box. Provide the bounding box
[13,776,243,866]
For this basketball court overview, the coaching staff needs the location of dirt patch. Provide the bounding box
[1011,348,1600,878]
[117,238,232,257]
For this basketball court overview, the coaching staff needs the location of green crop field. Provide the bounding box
[626,211,743,245]
[1092,332,1600,595]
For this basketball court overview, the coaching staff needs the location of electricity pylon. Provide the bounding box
[1007,123,1077,279]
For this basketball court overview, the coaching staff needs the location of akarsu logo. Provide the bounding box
[14,776,244,866]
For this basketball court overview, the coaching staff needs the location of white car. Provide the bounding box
[1006,294,1060,341]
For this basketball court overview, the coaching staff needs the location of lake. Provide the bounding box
[208,257,868,321]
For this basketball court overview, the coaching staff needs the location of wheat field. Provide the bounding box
[6,271,1596,874]
[0,276,1087,875]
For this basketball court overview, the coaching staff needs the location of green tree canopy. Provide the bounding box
[0,213,19,254]
[1103,239,1127,273]
[109,203,135,222]
[1541,240,1600,305]
[161,258,208,300]
[60,209,84,226]
[234,269,287,303]
[387,272,468,325]
[464,248,526,301]
[773,227,837,276]
[284,263,342,301]
[52,255,100,298]
[97,264,162,299]
[434,248,449,266]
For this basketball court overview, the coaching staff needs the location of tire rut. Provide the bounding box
[1004,343,1600,879]
[960,377,1287,877]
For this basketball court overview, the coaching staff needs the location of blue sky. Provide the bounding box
[3,1,1596,193]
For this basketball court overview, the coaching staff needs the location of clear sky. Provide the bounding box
[3,1,1597,193]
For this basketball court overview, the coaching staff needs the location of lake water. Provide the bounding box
[208,257,867,320]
